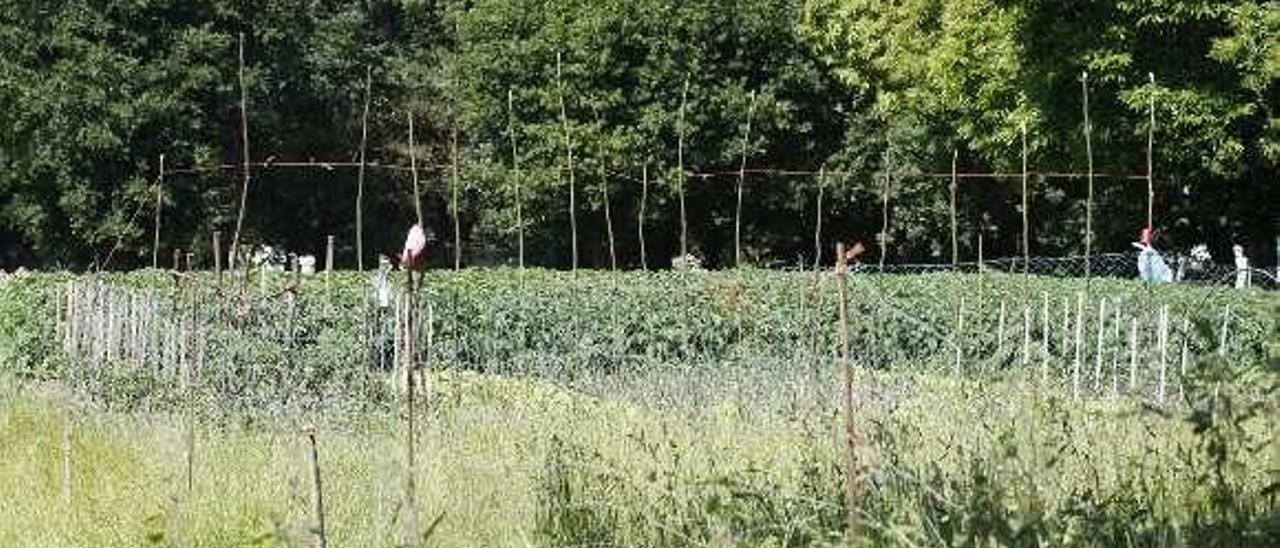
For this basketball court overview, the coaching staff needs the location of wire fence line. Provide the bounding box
[132,150,1202,274]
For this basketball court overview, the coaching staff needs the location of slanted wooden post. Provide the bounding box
[676,77,690,261]
[835,242,859,542]
[153,154,165,269]
[325,235,335,295]
[557,52,579,271]
[1021,305,1031,367]
[212,231,223,288]
[1157,305,1169,405]
[1092,298,1106,392]
[230,32,252,272]
[1128,316,1139,392]
[814,168,825,271]
[1040,292,1050,383]
[592,106,617,271]
[1020,122,1030,274]
[451,124,462,271]
[1071,292,1084,400]
[878,151,891,272]
[507,88,525,270]
[408,114,423,228]
[950,149,959,266]
[953,297,966,376]
[735,90,757,268]
[303,425,328,548]
[1146,72,1156,230]
[356,66,371,272]
[638,162,649,270]
[997,300,1007,355]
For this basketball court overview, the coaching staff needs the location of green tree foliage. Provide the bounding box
[0,0,1275,269]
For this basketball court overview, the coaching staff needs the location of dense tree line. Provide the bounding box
[1,0,1275,270]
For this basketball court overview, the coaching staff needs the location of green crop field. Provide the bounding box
[1,269,1277,547]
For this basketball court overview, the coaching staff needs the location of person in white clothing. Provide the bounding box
[1232,245,1250,289]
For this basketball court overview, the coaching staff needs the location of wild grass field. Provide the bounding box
[0,269,1276,546]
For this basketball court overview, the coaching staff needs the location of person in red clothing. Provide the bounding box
[399,224,427,270]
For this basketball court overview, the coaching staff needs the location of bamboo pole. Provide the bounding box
[1071,292,1084,400]
[408,114,423,228]
[639,162,649,270]
[997,300,1007,355]
[1081,72,1095,280]
[879,151,890,271]
[1021,305,1030,367]
[212,230,222,289]
[953,297,966,376]
[1218,307,1231,356]
[676,79,690,261]
[1128,316,1139,392]
[450,124,462,271]
[1040,292,1050,383]
[1093,298,1106,392]
[813,168,825,271]
[835,242,859,542]
[325,234,334,295]
[734,91,757,268]
[153,154,164,269]
[1157,305,1169,405]
[356,66,371,272]
[230,33,251,271]
[303,425,328,548]
[950,149,959,266]
[1178,318,1190,401]
[507,88,525,270]
[1111,300,1121,397]
[557,53,578,271]
[592,106,617,270]
[1146,73,1156,230]
[1020,122,1030,274]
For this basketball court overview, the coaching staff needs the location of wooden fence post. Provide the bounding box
[835,242,859,542]
[303,425,328,548]
[1071,292,1084,400]
[735,90,757,268]
[356,66,371,272]
[557,52,579,271]
[1081,72,1095,280]
[153,154,165,269]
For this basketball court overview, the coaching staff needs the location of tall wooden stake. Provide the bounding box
[879,152,891,271]
[1146,72,1156,230]
[230,33,251,271]
[153,154,164,269]
[1081,72,1095,279]
[813,168,825,271]
[507,88,524,270]
[950,149,959,266]
[212,229,223,318]
[356,66,371,272]
[593,106,617,270]
[1072,292,1084,400]
[734,91,757,268]
[835,242,859,541]
[408,114,423,228]
[451,124,462,271]
[1020,122,1030,274]
[677,78,690,260]
[557,52,578,271]
[303,426,328,548]
[639,162,649,270]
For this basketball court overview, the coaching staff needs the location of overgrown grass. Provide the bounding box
[2,360,1275,547]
